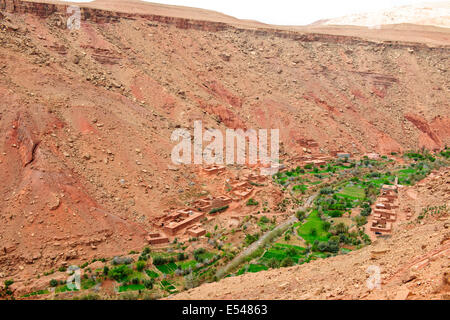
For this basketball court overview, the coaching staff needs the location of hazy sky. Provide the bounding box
[63,0,438,25]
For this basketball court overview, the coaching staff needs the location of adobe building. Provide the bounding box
[381,186,399,202]
[377,197,399,209]
[187,226,206,237]
[192,195,232,212]
[304,159,326,167]
[163,211,205,236]
[244,173,266,184]
[369,183,400,236]
[192,198,213,212]
[147,233,169,245]
[370,220,392,233]
[373,208,397,222]
[230,181,254,199]
[382,184,398,192]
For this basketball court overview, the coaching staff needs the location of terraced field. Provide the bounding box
[155,262,178,275]
[297,210,331,243]
[337,186,365,200]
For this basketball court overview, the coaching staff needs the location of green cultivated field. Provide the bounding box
[337,186,365,200]
[160,280,177,293]
[155,262,178,275]
[297,210,330,243]
[118,284,145,292]
[237,264,268,275]
[176,260,197,270]
[145,270,160,279]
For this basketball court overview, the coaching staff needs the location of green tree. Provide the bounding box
[136,261,146,272]
[267,258,280,269]
[143,279,153,289]
[296,210,306,221]
[103,266,109,276]
[108,265,133,282]
[335,222,348,234]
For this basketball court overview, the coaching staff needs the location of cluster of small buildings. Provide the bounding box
[192,195,232,213]
[225,172,267,199]
[147,167,268,246]
[370,184,400,234]
[147,209,207,245]
[147,232,170,245]
[289,154,333,168]
[148,194,234,244]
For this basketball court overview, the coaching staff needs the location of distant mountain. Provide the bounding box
[312,2,450,28]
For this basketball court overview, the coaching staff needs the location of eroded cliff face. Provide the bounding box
[0,0,230,30]
[0,0,449,280]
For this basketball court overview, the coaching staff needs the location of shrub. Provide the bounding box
[317,242,328,252]
[209,205,229,214]
[103,266,109,276]
[361,207,372,216]
[355,215,367,226]
[108,265,133,282]
[267,258,280,269]
[327,210,344,217]
[246,198,259,206]
[143,279,153,289]
[280,257,295,267]
[335,222,348,234]
[4,280,14,287]
[178,252,187,261]
[49,279,58,287]
[193,248,206,261]
[327,240,339,253]
[136,261,146,272]
[259,216,270,224]
[152,256,168,266]
[286,247,298,257]
[244,233,259,246]
[320,187,334,195]
[138,254,148,261]
[296,210,306,221]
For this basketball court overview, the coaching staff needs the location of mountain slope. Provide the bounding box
[0,0,449,281]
